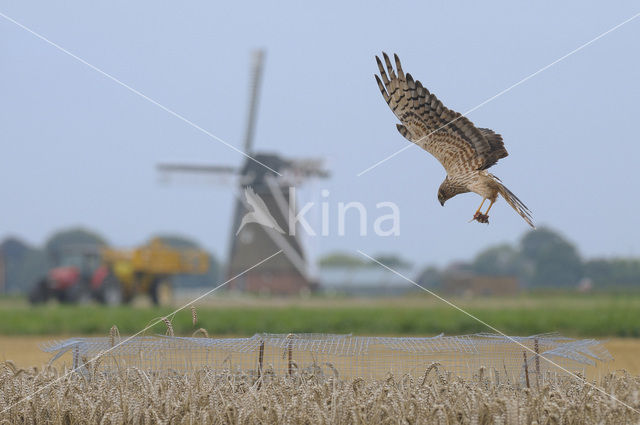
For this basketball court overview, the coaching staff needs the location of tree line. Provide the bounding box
[3,226,638,293]
[319,227,640,289]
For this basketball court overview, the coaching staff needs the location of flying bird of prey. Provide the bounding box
[375,53,534,228]
[236,187,285,236]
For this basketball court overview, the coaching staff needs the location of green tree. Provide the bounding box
[15,249,47,291]
[372,254,412,269]
[519,227,583,287]
[0,237,47,292]
[472,243,526,277]
[416,266,442,288]
[318,252,367,268]
[584,258,640,287]
[45,227,107,255]
[153,234,200,249]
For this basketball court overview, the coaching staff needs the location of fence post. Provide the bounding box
[256,339,265,389]
[534,338,540,389]
[523,351,530,389]
[286,334,293,377]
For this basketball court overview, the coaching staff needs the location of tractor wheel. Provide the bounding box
[151,279,173,306]
[63,283,93,304]
[99,274,124,306]
[28,278,50,304]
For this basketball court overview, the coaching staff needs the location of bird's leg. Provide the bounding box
[484,199,495,215]
[475,199,486,215]
[470,198,488,223]
[472,199,495,224]
[470,198,497,224]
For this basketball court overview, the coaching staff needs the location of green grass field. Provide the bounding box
[3,292,640,337]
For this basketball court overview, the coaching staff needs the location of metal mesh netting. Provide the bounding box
[42,333,612,385]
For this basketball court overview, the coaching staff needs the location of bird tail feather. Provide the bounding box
[493,177,535,228]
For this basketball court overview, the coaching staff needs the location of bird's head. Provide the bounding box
[437,178,459,206]
[437,189,447,206]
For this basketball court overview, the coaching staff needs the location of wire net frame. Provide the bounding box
[42,333,612,386]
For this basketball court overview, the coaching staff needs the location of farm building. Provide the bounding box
[442,270,520,296]
[316,265,417,295]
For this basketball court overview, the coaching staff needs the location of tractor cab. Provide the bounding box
[29,245,103,304]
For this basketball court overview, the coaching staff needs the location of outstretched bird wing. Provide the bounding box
[375,53,508,174]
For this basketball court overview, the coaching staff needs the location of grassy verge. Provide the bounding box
[3,292,640,337]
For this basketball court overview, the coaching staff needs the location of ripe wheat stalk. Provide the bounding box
[1,361,638,424]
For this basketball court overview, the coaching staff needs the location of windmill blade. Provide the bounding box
[242,49,265,154]
[287,158,330,178]
[157,164,238,175]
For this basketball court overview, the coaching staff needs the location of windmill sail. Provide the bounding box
[242,50,265,154]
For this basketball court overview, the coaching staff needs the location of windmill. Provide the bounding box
[158,50,328,295]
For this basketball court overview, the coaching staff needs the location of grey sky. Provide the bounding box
[1,1,639,267]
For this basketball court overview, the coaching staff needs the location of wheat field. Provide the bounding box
[1,361,639,424]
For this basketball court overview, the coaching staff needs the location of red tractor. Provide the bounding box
[28,247,115,304]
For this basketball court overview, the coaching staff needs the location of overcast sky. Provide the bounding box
[1,1,639,268]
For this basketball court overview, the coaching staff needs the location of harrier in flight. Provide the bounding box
[375,53,534,228]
